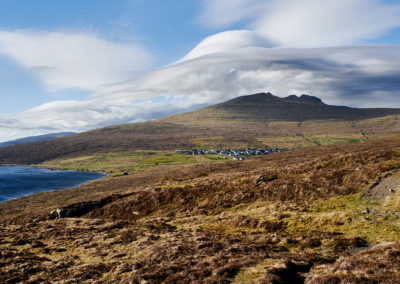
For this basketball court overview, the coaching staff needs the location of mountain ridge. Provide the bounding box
[182,92,400,122]
[214,92,325,106]
[0,132,76,148]
[1,92,400,164]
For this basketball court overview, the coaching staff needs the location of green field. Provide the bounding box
[306,134,364,145]
[38,150,231,176]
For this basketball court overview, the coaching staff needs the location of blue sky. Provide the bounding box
[0,0,399,113]
[1,0,400,141]
[0,0,207,113]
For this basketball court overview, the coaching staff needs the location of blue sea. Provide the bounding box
[0,166,106,203]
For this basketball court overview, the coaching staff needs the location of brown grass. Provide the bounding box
[1,137,400,282]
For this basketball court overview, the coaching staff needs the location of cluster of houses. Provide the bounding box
[175,148,291,160]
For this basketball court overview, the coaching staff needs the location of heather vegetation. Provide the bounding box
[2,94,400,282]
[1,137,400,282]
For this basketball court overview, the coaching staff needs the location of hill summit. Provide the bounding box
[218,92,324,106]
[162,92,400,123]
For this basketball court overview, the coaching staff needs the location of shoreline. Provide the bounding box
[1,162,107,174]
[0,166,107,204]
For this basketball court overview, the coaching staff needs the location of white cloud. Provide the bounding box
[1,29,400,142]
[256,0,400,47]
[0,96,204,142]
[0,30,152,90]
[92,32,400,111]
[1,31,396,140]
[200,0,400,47]
[177,30,273,62]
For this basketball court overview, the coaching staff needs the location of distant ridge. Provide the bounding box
[0,132,76,148]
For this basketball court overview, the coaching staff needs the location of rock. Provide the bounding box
[361,208,370,214]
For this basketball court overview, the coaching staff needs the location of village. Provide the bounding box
[175,147,292,160]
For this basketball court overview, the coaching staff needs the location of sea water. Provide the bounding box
[0,166,106,202]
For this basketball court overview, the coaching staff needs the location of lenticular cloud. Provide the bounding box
[200,0,400,47]
[2,29,400,142]
[255,0,400,47]
[0,30,152,90]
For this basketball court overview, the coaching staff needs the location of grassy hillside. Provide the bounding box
[2,93,400,282]
[1,137,400,282]
[1,92,400,165]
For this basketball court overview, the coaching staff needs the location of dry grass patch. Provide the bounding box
[2,138,400,282]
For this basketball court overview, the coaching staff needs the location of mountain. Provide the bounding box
[0,132,76,148]
[2,93,400,282]
[161,92,400,123]
[1,92,400,164]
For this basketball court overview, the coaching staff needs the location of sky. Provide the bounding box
[1,0,400,141]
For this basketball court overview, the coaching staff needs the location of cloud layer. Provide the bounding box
[200,0,400,47]
[2,30,400,141]
[1,1,400,141]
[0,30,152,90]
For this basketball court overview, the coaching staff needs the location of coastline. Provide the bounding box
[0,165,107,204]
[1,162,107,174]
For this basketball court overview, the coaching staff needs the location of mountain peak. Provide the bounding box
[299,94,323,104]
[284,94,324,104]
[221,92,324,107]
[219,92,279,106]
[245,92,276,98]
